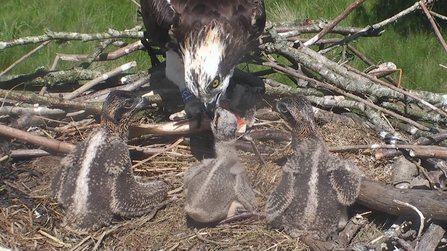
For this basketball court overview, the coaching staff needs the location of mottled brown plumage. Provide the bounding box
[184,107,257,224]
[265,96,361,240]
[51,91,167,234]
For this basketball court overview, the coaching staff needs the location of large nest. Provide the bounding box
[0,99,389,250]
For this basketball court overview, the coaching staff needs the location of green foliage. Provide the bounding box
[264,0,447,92]
[1,0,446,91]
[0,0,151,75]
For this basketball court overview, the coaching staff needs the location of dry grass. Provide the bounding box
[0,100,392,250]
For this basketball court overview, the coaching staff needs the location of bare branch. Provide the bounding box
[0,41,52,77]
[303,0,367,46]
[0,28,144,49]
[419,0,447,54]
[64,61,137,100]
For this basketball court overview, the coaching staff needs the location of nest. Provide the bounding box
[0,106,388,251]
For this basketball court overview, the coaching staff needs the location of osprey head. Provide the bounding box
[171,0,254,109]
[181,21,239,108]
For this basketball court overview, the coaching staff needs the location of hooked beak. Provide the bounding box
[136,96,151,111]
[204,93,223,118]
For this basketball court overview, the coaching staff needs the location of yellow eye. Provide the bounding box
[212,78,220,88]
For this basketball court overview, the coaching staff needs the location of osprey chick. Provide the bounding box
[52,91,168,234]
[140,0,266,118]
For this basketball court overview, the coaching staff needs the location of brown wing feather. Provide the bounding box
[170,0,263,41]
[140,0,175,48]
[250,0,266,41]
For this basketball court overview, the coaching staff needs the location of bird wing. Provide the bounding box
[265,171,296,223]
[106,139,168,216]
[233,164,257,212]
[328,157,362,206]
[51,141,86,206]
[140,0,176,48]
[249,0,266,41]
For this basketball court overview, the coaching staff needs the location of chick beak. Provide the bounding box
[136,96,151,111]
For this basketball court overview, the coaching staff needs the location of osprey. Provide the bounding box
[140,0,266,118]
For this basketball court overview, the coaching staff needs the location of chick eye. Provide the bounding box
[211,78,220,88]
[277,102,288,114]
[123,100,134,109]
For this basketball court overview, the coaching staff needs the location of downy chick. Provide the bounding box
[184,107,257,224]
[265,96,361,240]
[52,90,167,234]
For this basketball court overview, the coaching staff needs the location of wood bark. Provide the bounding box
[358,178,447,221]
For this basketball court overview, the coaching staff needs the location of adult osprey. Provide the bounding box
[140,0,266,118]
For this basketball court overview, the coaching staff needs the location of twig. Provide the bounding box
[3,180,28,194]
[130,0,140,8]
[303,0,367,46]
[430,10,447,21]
[0,41,51,77]
[273,21,371,36]
[349,64,447,119]
[72,73,152,103]
[409,148,447,158]
[419,1,447,54]
[194,229,230,246]
[0,155,8,162]
[262,29,447,105]
[0,28,144,49]
[130,117,212,138]
[328,143,447,154]
[132,138,184,168]
[10,149,51,158]
[337,0,436,46]
[0,106,66,116]
[0,124,74,153]
[64,61,137,100]
[0,89,102,113]
[58,40,145,62]
[393,199,425,239]
[396,238,416,251]
[346,44,399,86]
[81,39,114,69]
[415,223,446,251]
[249,140,266,166]
[263,61,430,131]
[38,229,70,248]
[0,68,104,87]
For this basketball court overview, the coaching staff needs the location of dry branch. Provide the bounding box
[0,67,103,87]
[263,28,447,106]
[415,223,445,251]
[273,22,374,36]
[0,41,52,77]
[420,0,447,54]
[64,61,137,100]
[57,40,146,62]
[263,60,430,131]
[0,89,102,113]
[0,28,144,49]
[358,178,447,221]
[0,124,74,153]
[303,0,367,46]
